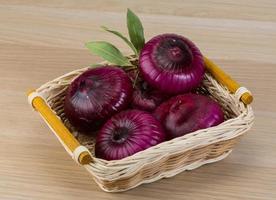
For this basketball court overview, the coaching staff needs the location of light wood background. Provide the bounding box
[0,1,276,199]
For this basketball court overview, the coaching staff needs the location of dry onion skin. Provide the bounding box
[139,33,205,95]
[64,66,133,132]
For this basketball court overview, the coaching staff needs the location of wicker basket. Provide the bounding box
[27,57,254,192]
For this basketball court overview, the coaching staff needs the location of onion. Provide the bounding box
[127,69,169,111]
[132,80,169,111]
[64,66,133,131]
[95,110,165,160]
[139,34,205,94]
[154,94,224,139]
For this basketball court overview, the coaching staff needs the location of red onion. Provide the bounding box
[139,34,205,94]
[95,110,165,160]
[127,69,169,111]
[132,80,169,111]
[154,94,224,139]
[64,66,133,131]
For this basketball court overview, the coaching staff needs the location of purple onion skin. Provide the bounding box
[95,110,165,160]
[154,94,224,140]
[64,66,133,131]
[139,34,205,95]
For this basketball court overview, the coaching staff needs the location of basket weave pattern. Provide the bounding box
[36,66,254,192]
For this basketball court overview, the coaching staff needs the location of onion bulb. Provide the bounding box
[128,70,169,111]
[64,66,133,131]
[139,34,205,94]
[154,94,224,139]
[95,110,165,160]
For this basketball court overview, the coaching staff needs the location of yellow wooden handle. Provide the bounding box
[27,90,92,165]
[204,57,253,105]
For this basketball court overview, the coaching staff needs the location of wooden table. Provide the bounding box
[1,1,275,199]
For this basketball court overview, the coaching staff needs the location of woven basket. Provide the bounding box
[27,57,254,192]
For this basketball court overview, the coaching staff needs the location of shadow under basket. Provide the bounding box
[27,57,254,192]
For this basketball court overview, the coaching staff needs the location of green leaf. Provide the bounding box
[85,41,132,67]
[89,63,104,68]
[127,8,145,53]
[101,26,138,56]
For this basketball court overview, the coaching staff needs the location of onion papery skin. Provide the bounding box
[139,34,205,95]
[95,110,165,160]
[64,66,133,131]
[154,94,224,140]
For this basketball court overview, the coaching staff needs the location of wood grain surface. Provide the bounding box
[0,1,276,199]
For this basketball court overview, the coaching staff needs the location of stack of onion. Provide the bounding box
[64,33,224,161]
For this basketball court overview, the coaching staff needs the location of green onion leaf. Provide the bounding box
[89,63,104,68]
[127,8,145,54]
[101,26,138,56]
[85,41,132,67]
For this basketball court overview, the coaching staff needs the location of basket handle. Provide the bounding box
[204,57,253,105]
[27,90,93,165]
